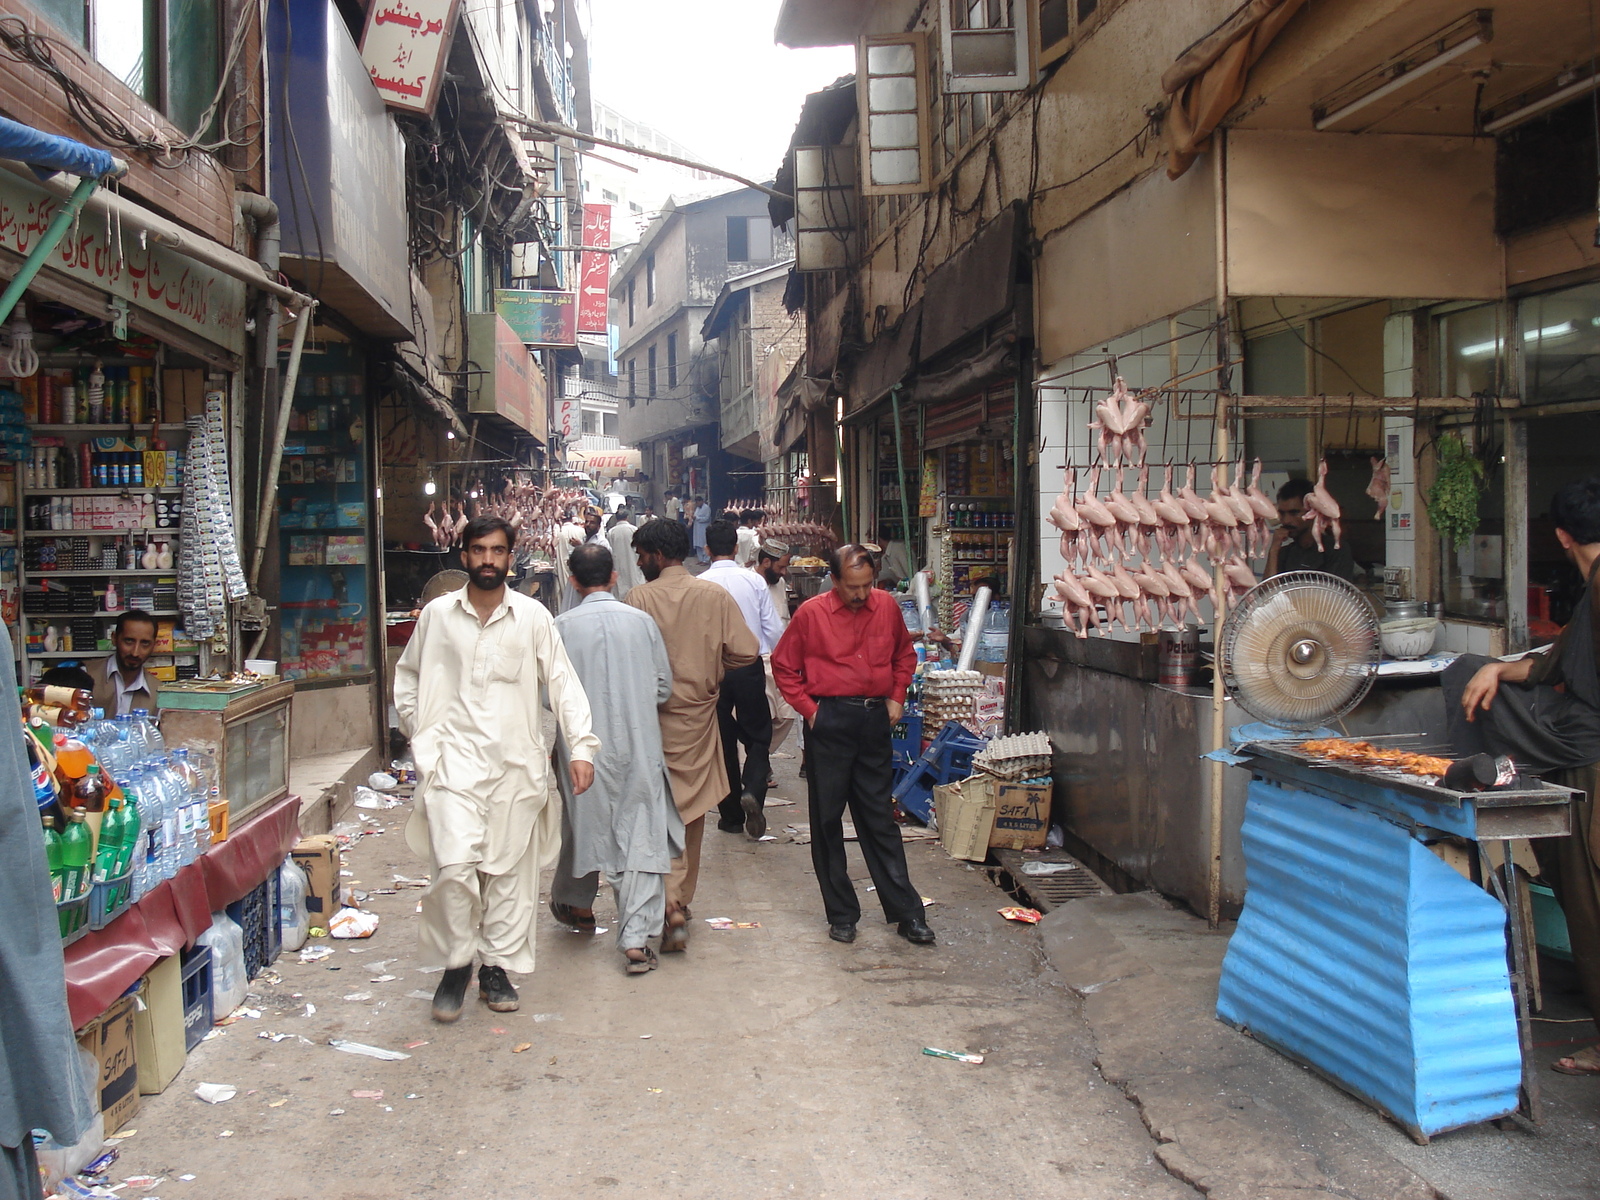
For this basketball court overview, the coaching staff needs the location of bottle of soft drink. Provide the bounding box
[60,809,92,899]
[56,734,94,787]
[75,762,109,822]
[27,735,58,812]
[22,686,92,727]
[121,772,149,900]
[94,789,126,884]
[42,815,65,902]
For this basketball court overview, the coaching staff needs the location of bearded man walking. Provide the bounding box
[395,516,599,1022]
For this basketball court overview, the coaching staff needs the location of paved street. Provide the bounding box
[108,752,1191,1200]
[94,749,1600,1200]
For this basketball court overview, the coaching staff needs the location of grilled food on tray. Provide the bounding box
[1298,738,1452,777]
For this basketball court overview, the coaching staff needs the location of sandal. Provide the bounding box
[550,901,597,932]
[624,946,659,974]
[1551,1044,1600,1075]
[661,906,689,954]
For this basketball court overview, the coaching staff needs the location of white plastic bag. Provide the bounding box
[278,858,311,952]
[196,910,247,1018]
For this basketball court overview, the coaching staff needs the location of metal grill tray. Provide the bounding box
[1240,739,1579,841]
[1241,739,1573,808]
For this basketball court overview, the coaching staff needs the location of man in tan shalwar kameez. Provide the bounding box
[625,517,758,952]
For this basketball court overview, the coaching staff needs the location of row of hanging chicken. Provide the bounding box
[1048,377,1351,638]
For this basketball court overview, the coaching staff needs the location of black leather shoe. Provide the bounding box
[716,819,744,833]
[897,918,936,945]
[431,965,472,1022]
[478,964,519,1012]
[828,923,857,943]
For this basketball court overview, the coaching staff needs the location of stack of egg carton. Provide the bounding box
[973,731,1052,781]
[920,668,983,726]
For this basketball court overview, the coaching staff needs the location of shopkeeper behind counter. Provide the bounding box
[1265,478,1356,581]
[86,610,158,716]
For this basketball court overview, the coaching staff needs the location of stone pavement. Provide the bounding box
[1042,892,1600,1200]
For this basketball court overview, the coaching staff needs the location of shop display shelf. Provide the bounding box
[22,528,175,537]
[25,488,183,496]
[25,610,180,618]
[22,569,178,577]
[31,424,189,433]
[180,944,214,1052]
[88,866,136,931]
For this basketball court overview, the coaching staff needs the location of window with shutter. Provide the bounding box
[940,0,1029,93]
[858,34,931,195]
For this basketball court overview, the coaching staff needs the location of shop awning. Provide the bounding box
[918,204,1022,364]
[0,114,117,179]
[1163,0,1308,179]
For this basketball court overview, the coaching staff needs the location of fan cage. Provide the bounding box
[1220,571,1380,731]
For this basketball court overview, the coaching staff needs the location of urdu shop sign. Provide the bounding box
[467,312,547,439]
[0,172,245,356]
[494,289,579,347]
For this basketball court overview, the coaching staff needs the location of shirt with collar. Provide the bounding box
[103,658,153,717]
[771,587,916,720]
[701,559,786,655]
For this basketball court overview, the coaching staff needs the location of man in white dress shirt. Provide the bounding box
[700,520,785,838]
[394,516,599,1023]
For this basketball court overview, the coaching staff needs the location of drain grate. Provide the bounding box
[989,848,1113,913]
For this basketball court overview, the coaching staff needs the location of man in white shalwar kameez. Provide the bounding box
[394,515,599,1023]
[550,543,683,972]
[605,511,642,600]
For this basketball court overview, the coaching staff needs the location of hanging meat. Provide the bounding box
[1308,458,1343,551]
[1089,376,1151,465]
[1366,455,1391,518]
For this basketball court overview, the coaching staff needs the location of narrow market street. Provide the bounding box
[103,752,1600,1200]
[106,756,1193,1200]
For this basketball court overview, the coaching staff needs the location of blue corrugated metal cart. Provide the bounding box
[1219,734,1579,1142]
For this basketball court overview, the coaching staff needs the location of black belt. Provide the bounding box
[822,695,886,706]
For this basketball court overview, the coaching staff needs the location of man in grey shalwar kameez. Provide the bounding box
[551,543,684,971]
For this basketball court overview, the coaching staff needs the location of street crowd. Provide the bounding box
[393,509,934,1022]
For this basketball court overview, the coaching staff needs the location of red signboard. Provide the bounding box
[578,204,612,334]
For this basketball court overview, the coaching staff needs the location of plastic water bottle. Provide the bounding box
[111,714,138,766]
[171,750,209,858]
[132,708,165,757]
[123,772,151,900]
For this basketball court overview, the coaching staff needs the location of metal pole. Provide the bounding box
[249,299,316,592]
[0,174,100,326]
[1208,132,1231,931]
[890,385,914,558]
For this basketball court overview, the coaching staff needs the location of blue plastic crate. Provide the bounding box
[892,721,989,824]
[88,865,135,931]
[226,869,282,981]
[180,944,212,1052]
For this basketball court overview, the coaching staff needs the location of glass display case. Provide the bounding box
[277,343,373,682]
[157,680,293,828]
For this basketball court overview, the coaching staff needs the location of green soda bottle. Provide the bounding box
[42,815,64,902]
[94,786,124,884]
[60,808,92,899]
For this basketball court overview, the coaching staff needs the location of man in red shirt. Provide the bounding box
[772,544,935,946]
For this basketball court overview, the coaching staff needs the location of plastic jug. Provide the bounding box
[197,910,247,1018]
[278,858,311,952]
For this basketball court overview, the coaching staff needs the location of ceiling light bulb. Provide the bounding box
[447,430,456,439]
[424,478,436,496]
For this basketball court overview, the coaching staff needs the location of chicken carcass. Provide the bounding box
[1154,464,1192,553]
[1160,559,1204,628]
[1366,455,1391,518]
[1048,467,1085,564]
[1104,468,1143,556]
[1307,458,1343,551]
[1079,565,1122,636]
[1131,463,1162,557]
[1052,572,1096,638]
[1221,554,1259,609]
[1077,465,1119,562]
[1244,459,1277,526]
[1089,377,1151,465]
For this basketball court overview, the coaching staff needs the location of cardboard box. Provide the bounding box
[936,775,997,862]
[990,779,1051,851]
[133,956,187,1095]
[287,535,323,565]
[325,535,366,565]
[291,834,342,925]
[76,994,139,1134]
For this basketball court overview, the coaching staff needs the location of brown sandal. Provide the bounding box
[624,947,659,974]
[550,901,597,932]
[660,906,689,953]
[1552,1045,1600,1075]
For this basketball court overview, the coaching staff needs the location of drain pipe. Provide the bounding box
[237,191,290,662]
[249,295,315,596]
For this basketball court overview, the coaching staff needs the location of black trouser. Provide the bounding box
[717,660,772,826]
[803,696,924,926]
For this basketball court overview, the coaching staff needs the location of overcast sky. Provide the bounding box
[586,0,855,183]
